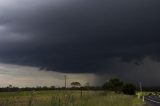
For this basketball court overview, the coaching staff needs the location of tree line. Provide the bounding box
[0,78,137,95]
[102,78,136,95]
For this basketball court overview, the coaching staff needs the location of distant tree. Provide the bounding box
[50,86,55,89]
[123,83,136,95]
[36,86,42,88]
[71,82,81,88]
[7,85,13,92]
[42,86,47,89]
[8,85,12,88]
[103,78,123,93]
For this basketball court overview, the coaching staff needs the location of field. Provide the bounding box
[0,90,143,106]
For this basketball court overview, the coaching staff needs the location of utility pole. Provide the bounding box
[64,75,67,89]
[139,82,142,93]
[139,82,144,102]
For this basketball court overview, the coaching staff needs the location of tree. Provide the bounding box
[103,78,123,93]
[50,86,55,89]
[8,85,12,88]
[71,82,81,88]
[123,83,136,95]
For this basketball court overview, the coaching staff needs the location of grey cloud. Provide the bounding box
[0,0,160,83]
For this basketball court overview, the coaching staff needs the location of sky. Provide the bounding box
[0,0,160,87]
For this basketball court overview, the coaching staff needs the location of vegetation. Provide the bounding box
[0,78,145,106]
[102,78,136,95]
[123,83,136,95]
[0,90,143,106]
[71,82,81,88]
[103,78,123,93]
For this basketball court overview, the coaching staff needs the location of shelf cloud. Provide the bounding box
[0,0,160,86]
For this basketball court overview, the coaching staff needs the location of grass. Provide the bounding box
[0,90,143,106]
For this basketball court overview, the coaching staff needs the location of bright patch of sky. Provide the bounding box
[0,63,99,87]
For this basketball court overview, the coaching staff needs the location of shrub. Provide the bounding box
[103,78,123,93]
[123,83,136,95]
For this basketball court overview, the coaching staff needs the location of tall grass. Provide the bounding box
[0,90,143,106]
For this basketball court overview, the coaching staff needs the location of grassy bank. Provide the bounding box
[0,90,143,106]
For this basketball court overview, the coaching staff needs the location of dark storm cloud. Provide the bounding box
[0,0,160,74]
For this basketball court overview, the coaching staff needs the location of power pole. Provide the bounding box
[139,82,142,93]
[139,82,144,101]
[64,75,67,89]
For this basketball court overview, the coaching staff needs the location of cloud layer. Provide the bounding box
[0,0,160,85]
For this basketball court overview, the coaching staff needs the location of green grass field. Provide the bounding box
[0,90,143,106]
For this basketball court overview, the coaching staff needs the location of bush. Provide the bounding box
[123,83,136,95]
[103,78,123,93]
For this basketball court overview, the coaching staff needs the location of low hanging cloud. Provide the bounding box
[0,0,160,86]
[0,63,100,87]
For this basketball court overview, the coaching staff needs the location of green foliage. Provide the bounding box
[123,83,136,95]
[103,78,137,95]
[71,82,81,88]
[103,78,123,93]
